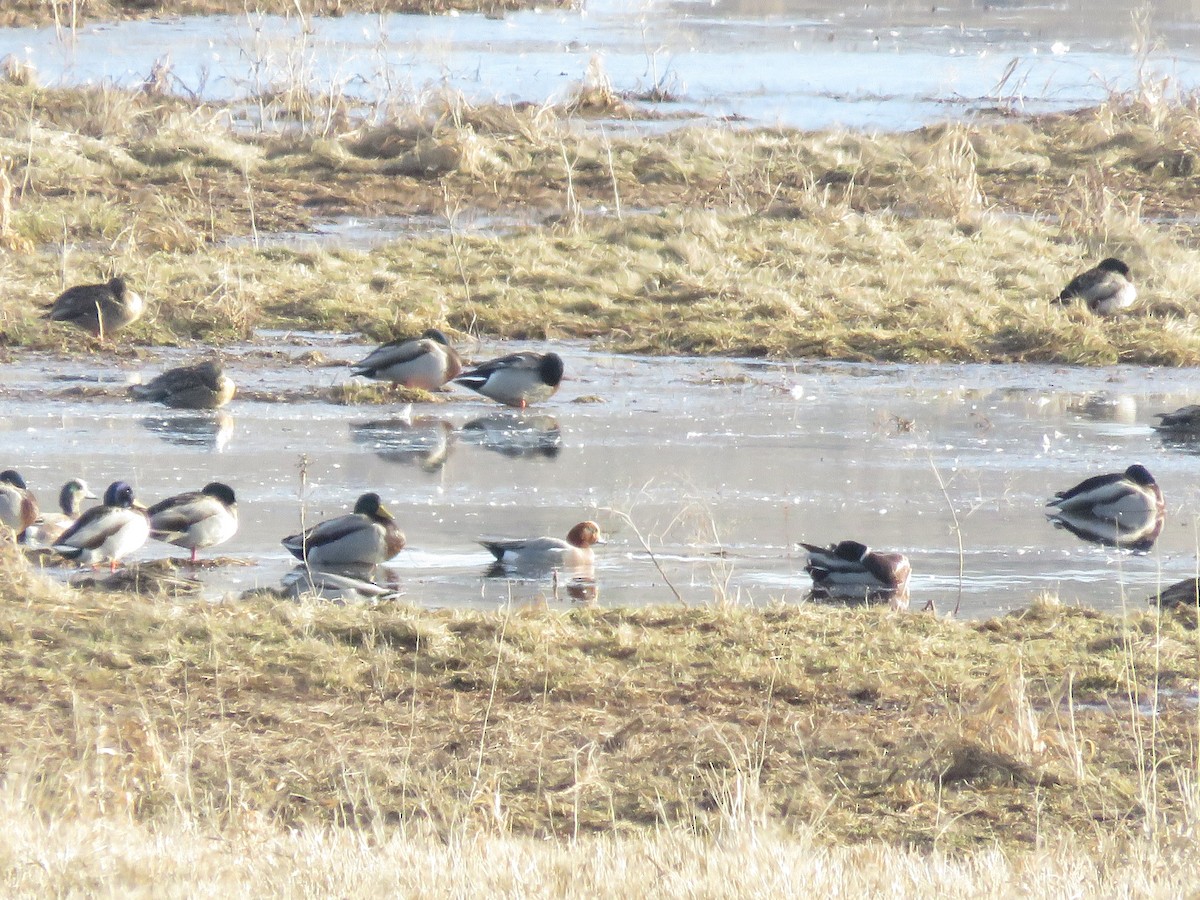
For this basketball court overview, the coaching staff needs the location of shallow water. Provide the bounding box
[4,337,1200,617]
[1,1,1198,130]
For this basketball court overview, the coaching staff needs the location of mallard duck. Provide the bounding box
[281,492,406,569]
[44,276,145,338]
[480,520,603,571]
[350,328,463,391]
[1046,464,1164,524]
[131,360,235,410]
[1054,258,1136,315]
[1152,577,1200,609]
[147,482,238,563]
[20,478,96,546]
[53,481,150,572]
[0,469,38,535]
[800,540,911,601]
[1153,405,1200,435]
[454,351,564,408]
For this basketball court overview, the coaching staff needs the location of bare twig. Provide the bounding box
[601,506,685,606]
[927,452,964,616]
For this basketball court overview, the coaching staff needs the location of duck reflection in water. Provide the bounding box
[349,415,454,472]
[281,564,402,603]
[483,566,599,605]
[1048,509,1165,553]
[460,413,561,460]
[141,411,234,452]
[1067,393,1137,425]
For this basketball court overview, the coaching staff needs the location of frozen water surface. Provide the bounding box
[3,338,1199,617]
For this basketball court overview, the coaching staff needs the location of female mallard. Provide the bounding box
[53,481,150,572]
[799,540,911,601]
[480,520,603,571]
[131,360,236,410]
[281,492,406,569]
[350,328,463,391]
[1046,464,1164,523]
[0,469,38,535]
[1054,258,1136,315]
[20,478,96,546]
[454,351,564,408]
[45,276,145,339]
[147,482,239,563]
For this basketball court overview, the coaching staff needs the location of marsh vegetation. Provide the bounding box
[3,7,1200,891]
[0,0,568,30]
[1,72,1200,362]
[2,543,1200,893]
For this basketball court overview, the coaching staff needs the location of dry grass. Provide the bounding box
[1,810,1199,897]
[0,0,570,30]
[3,83,1200,361]
[2,542,1200,859]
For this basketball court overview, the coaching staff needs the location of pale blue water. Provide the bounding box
[3,337,1199,617]
[1,0,1198,130]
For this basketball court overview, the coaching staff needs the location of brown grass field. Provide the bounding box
[1,542,1200,894]
[0,0,569,29]
[0,74,1199,362]
[3,28,1200,893]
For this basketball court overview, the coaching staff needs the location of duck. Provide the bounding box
[1054,258,1136,315]
[349,328,463,391]
[1046,464,1164,524]
[480,520,603,571]
[0,470,38,535]
[454,351,564,408]
[281,492,406,569]
[1152,577,1200,609]
[53,480,150,572]
[19,478,96,546]
[799,540,911,601]
[44,276,145,339]
[131,360,236,410]
[1152,405,1200,435]
[147,482,239,563]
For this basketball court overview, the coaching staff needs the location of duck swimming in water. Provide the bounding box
[480,520,603,572]
[799,540,911,604]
